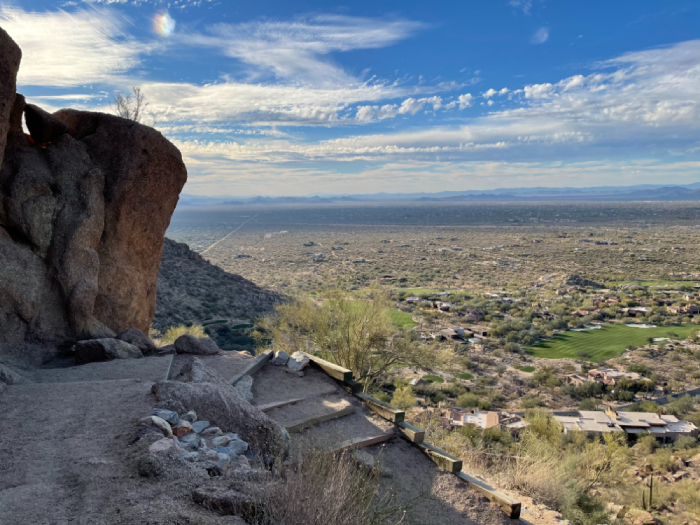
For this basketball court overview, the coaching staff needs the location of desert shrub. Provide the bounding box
[521,394,546,409]
[457,393,479,408]
[373,391,391,403]
[673,435,698,451]
[159,324,207,346]
[478,398,491,410]
[636,434,657,455]
[252,449,404,525]
[391,386,416,410]
[579,398,597,411]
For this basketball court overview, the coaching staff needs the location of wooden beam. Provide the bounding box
[285,405,355,433]
[355,393,405,424]
[255,387,339,413]
[230,349,272,385]
[255,398,305,413]
[457,472,521,519]
[417,442,462,473]
[342,380,363,394]
[397,421,424,443]
[330,432,394,453]
[302,352,354,382]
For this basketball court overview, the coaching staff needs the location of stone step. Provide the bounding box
[289,410,395,459]
[265,396,355,433]
[251,365,340,407]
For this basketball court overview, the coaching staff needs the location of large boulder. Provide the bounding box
[152,358,290,465]
[74,338,143,364]
[24,104,68,144]
[117,328,157,355]
[0,27,21,169]
[174,335,220,355]
[0,34,187,355]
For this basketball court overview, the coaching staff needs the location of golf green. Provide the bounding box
[525,323,695,362]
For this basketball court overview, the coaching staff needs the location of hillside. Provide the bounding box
[154,238,283,333]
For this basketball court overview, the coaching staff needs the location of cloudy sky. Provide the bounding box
[2,0,700,196]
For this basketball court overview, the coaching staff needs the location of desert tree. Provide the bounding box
[110,86,152,124]
[261,285,451,392]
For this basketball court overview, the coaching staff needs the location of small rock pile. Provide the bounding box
[141,407,252,475]
[270,350,310,373]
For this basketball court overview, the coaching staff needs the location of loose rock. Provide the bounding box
[235,374,254,403]
[116,328,157,355]
[201,426,223,437]
[192,420,210,433]
[174,335,220,356]
[153,371,290,465]
[153,408,179,426]
[172,420,192,437]
[74,338,143,364]
[148,438,175,454]
[271,350,289,366]
[181,410,197,423]
[287,351,310,372]
[140,416,173,438]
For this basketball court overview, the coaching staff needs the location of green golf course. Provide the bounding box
[525,323,696,362]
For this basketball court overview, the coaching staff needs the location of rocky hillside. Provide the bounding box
[154,238,283,334]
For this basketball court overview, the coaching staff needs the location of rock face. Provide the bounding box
[0,31,187,356]
[0,27,21,169]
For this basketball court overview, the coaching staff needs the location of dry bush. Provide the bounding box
[157,324,208,346]
[250,449,405,525]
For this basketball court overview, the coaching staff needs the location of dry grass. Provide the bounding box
[153,324,208,346]
[249,448,405,525]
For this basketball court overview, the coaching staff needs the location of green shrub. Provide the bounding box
[673,435,698,451]
[422,374,444,384]
[521,394,546,409]
[457,393,479,408]
[456,372,473,380]
[579,398,597,411]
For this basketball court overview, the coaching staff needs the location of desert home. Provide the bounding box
[555,407,698,443]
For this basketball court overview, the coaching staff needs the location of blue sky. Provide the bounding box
[2,0,700,196]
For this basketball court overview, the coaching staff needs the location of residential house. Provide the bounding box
[587,368,642,386]
[564,373,589,386]
[470,326,490,337]
[556,408,698,443]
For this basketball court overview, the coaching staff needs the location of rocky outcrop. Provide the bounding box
[153,357,290,466]
[0,30,187,357]
[0,26,20,169]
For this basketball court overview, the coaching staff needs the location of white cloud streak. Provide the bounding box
[531,27,549,45]
[0,6,151,87]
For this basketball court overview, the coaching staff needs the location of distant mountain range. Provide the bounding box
[178,182,700,206]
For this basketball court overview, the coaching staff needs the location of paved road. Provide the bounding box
[200,214,258,256]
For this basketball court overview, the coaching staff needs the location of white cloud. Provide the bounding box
[182,15,425,85]
[457,93,473,109]
[483,88,497,99]
[523,83,553,99]
[0,6,150,87]
[487,100,494,106]
[509,0,533,15]
[531,27,549,45]
[498,88,510,95]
